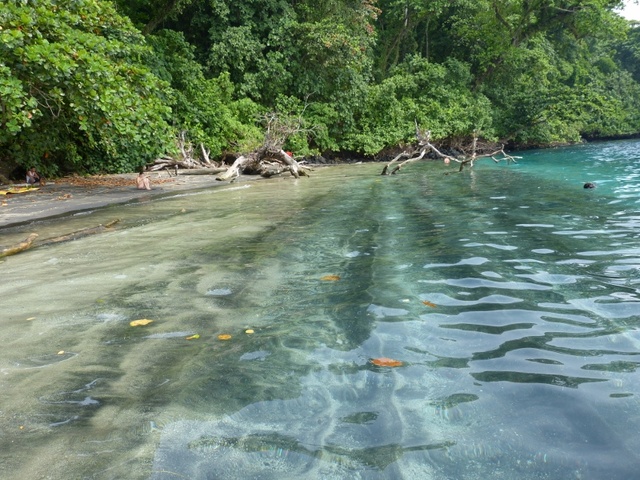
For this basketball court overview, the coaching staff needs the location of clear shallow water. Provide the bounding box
[1,140,640,479]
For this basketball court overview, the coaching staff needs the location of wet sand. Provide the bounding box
[0,172,236,228]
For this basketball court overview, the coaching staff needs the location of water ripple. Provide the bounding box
[421,277,552,290]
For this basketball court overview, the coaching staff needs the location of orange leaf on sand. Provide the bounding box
[217,334,232,340]
[130,319,153,327]
[422,300,437,308]
[321,275,341,281]
[370,357,403,367]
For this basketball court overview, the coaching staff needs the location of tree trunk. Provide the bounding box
[381,128,519,175]
[178,168,227,175]
[1,221,120,258]
[217,149,309,181]
[1,233,38,258]
[216,155,254,181]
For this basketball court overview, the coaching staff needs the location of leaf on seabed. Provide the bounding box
[26,317,36,321]
[245,329,254,334]
[57,351,65,355]
[186,334,200,340]
[130,319,153,327]
[370,357,403,367]
[321,274,341,281]
[422,300,437,308]
[217,334,232,340]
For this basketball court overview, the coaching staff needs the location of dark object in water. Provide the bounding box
[583,182,596,189]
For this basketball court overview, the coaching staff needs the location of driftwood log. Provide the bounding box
[0,220,120,258]
[177,168,227,176]
[0,233,38,258]
[42,219,120,244]
[217,147,308,181]
[382,125,520,175]
[148,131,223,175]
[148,112,312,181]
[217,111,313,181]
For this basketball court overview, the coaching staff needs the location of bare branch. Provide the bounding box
[380,126,519,175]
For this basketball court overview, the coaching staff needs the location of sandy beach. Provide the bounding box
[0,171,234,229]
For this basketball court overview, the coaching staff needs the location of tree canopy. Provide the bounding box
[1,0,639,176]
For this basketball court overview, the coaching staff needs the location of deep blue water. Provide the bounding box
[1,140,639,479]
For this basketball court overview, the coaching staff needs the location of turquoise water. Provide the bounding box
[1,140,639,479]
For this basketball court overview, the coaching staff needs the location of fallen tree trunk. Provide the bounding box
[381,126,519,175]
[150,112,312,182]
[148,132,222,174]
[0,233,38,258]
[256,149,308,179]
[0,220,120,258]
[217,148,310,181]
[217,154,255,181]
[148,156,209,172]
[177,168,227,175]
[42,219,120,245]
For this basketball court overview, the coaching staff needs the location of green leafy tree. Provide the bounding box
[477,4,637,144]
[147,30,262,157]
[373,0,454,77]
[113,0,195,35]
[346,56,493,154]
[0,0,174,176]
[615,20,640,82]
[5,0,640,176]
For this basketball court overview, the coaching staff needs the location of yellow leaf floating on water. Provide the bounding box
[422,300,437,308]
[57,351,65,355]
[186,334,200,340]
[130,319,153,327]
[321,274,341,281]
[26,317,36,321]
[245,329,254,334]
[218,334,232,340]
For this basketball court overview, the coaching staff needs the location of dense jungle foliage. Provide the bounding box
[2,0,640,176]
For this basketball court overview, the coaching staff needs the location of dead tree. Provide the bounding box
[217,112,311,181]
[148,131,222,175]
[381,124,519,175]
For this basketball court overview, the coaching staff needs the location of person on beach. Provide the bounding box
[26,167,44,185]
[136,169,151,190]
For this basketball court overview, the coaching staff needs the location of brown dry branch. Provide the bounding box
[381,126,520,175]
[216,111,312,182]
[148,131,221,174]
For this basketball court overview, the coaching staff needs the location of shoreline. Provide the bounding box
[0,171,235,229]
